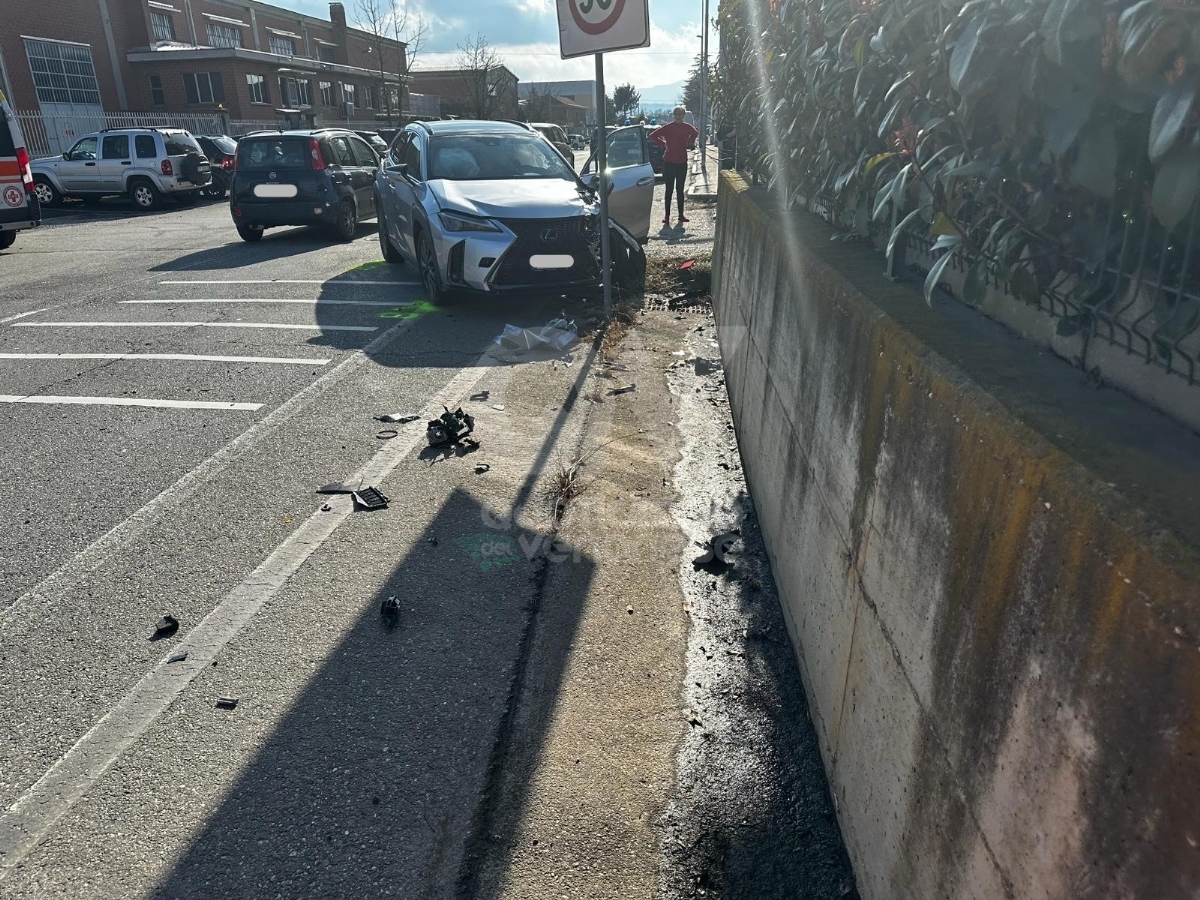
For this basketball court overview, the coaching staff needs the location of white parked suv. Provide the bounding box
[29,128,212,211]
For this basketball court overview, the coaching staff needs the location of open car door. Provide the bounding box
[582,125,655,243]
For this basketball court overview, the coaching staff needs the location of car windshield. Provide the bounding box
[427,133,576,181]
[237,138,311,170]
[163,132,202,155]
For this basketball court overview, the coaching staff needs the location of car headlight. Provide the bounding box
[438,210,500,233]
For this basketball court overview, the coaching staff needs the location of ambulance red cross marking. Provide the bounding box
[2,185,23,208]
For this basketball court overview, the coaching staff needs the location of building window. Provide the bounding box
[279,76,311,108]
[342,83,355,109]
[318,45,336,63]
[150,11,176,42]
[269,35,295,56]
[24,39,102,106]
[363,85,375,109]
[206,23,242,48]
[148,74,165,106]
[183,71,224,105]
[246,73,268,104]
[320,81,334,107]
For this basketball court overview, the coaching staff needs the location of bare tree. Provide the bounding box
[355,0,427,119]
[455,34,511,120]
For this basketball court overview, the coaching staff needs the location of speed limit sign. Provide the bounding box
[556,0,649,58]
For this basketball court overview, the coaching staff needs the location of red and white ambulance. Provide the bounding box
[0,88,40,252]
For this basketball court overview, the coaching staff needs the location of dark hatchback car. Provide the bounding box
[196,135,237,199]
[230,128,380,242]
[355,130,389,157]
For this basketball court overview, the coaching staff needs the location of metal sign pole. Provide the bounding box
[595,52,613,318]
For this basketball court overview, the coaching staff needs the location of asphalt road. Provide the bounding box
[0,199,595,899]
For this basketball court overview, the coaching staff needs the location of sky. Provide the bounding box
[285,0,715,100]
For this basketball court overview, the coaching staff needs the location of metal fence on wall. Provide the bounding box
[16,110,224,158]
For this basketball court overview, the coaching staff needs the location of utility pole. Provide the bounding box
[699,0,709,160]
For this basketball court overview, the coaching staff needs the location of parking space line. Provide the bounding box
[158,279,420,286]
[0,353,331,365]
[121,299,403,307]
[0,309,51,325]
[0,394,262,411]
[13,322,378,332]
[0,355,491,876]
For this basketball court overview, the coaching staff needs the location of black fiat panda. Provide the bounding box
[230,128,380,243]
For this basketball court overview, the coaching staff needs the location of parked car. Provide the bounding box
[29,128,211,210]
[568,134,586,150]
[230,128,380,243]
[355,130,389,158]
[374,120,649,302]
[529,123,574,167]
[0,88,40,251]
[196,134,237,199]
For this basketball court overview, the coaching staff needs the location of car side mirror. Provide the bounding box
[62,153,69,160]
[387,162,408,177]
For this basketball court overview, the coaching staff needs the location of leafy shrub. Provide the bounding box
[717,0,1200,351]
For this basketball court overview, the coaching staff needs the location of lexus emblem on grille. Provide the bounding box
[269,171,277,180]
[540,228,558,242]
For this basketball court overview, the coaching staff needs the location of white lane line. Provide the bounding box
[12,321,377,332]
[0,394,262,411]
[158,279,420,286]
[0,355,491,877]
[121,298,404,307]
[0,353,331,365]
[0,308,51,325]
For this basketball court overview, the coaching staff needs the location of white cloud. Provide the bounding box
[413,18,715,89]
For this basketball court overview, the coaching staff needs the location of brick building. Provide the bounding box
[407,66,519,121]
[0,1,407,129]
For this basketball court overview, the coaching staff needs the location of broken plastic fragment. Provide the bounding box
[317,482,357,495]
[215,697,239,710]
[375,429,399,440]
[474,463,490,474]
[375,413,420,423]
[150,615,179,641]
[353,487,390,510]
[607,383,636,396]
[167,651,188,664]
[380,595,401,630]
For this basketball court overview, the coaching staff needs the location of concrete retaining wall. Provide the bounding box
[713,171,1200,899]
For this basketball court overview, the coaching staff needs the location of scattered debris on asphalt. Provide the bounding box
[627,606,634,615]
[375,412,420,423]
[426,406,476,447]
[320,502,333,512]
[470,390,490,401]
[474,463,490,474]
[680,259,696,270]
[167,651,188,664]
[380,595,401,630]
[427,537,439,546]
[491,404,506,411]
[317,482,357,495]
[494,318,578,352]
[694,357,721,376]
[150,615,179,641]
[607,383,636,396]
[375,429,399,440]
[215,697,239,710]
[352,486,390,510]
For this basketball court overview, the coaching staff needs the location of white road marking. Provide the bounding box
[0,353,331,365]
[158,279,420,286]
[121,298,404,307]
[0,308,50,325]
[0,355,491,876]
[0,394,262,411]
[13,321,377,332]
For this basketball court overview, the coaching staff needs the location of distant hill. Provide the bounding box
[637,79,686,108]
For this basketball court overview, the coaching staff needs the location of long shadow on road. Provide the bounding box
[149,487,596,900]
[150,223,380,272]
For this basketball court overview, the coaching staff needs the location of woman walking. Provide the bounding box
[649,106,699,227]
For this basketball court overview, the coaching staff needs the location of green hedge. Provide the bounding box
[717,0,1200,349]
